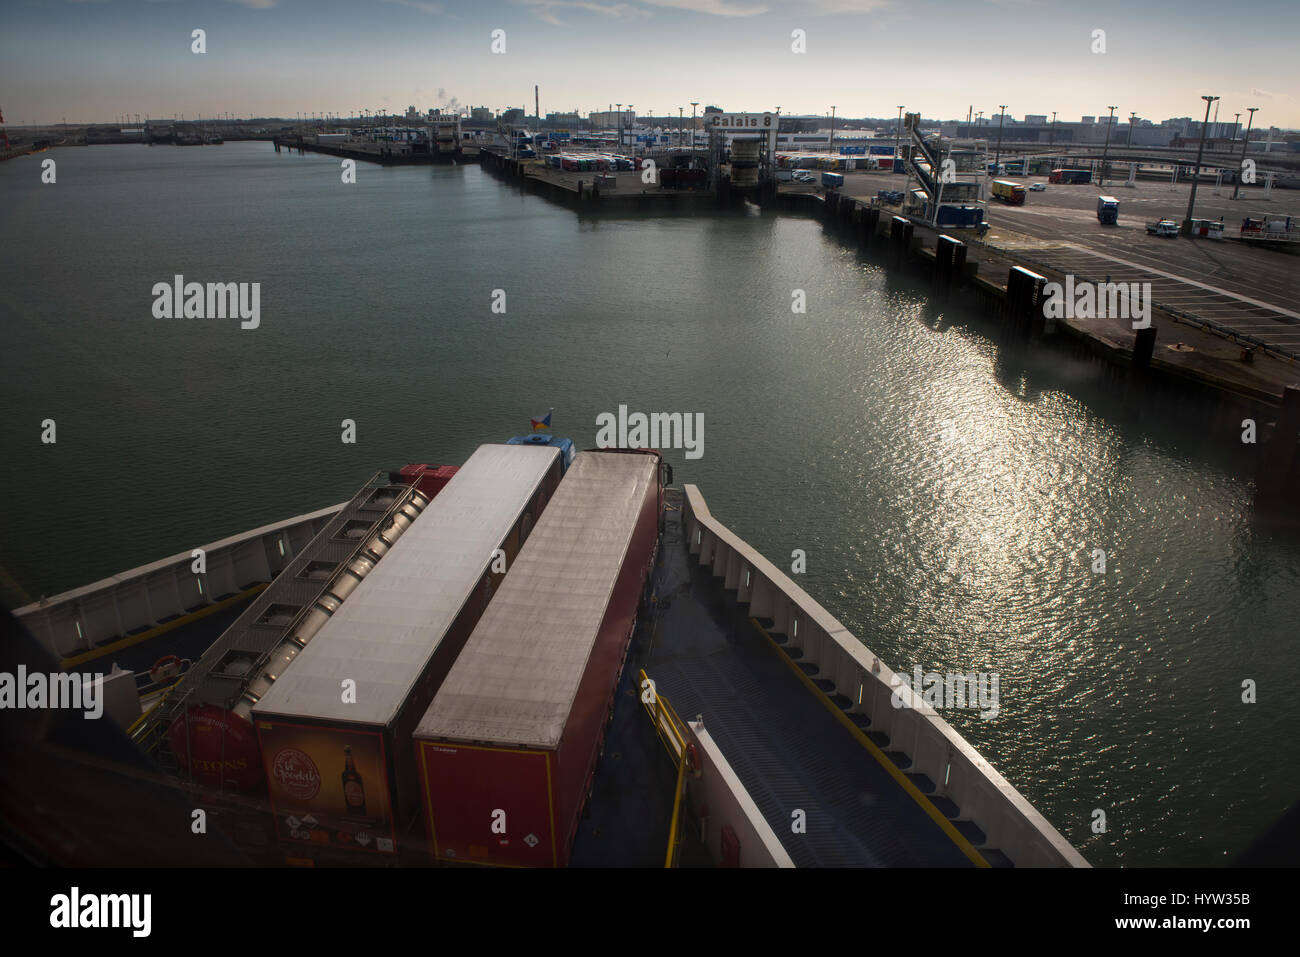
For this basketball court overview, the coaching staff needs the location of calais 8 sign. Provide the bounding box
[708,112,773,130]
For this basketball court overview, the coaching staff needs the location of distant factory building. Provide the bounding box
[1161,117,1241,139]
[589,110,635,130]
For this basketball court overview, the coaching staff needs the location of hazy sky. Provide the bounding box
[2,0,1296,127]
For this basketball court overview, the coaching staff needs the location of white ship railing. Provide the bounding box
[13,505,343,665]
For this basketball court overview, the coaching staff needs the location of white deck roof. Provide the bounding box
[415,451,656,749]
[253,443,559,728]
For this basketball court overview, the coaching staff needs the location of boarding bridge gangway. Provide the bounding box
[901,117,988,228]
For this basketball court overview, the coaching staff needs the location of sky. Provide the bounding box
[1,0,1296,128]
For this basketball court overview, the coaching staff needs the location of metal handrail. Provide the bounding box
[127,674,187,748]
[136,473,425,751]
[227,473,425,696]
[638,669,691,868]
[665,751,687,869]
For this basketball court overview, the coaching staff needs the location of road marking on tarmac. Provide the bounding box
[1046,244,1300,321]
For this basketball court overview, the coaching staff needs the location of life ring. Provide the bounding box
[149,655,183,684]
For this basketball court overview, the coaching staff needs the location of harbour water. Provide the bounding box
[2,142,1297,866]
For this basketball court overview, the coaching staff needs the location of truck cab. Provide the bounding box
[507,434,576,473]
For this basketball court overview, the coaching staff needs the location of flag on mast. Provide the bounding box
[530,408,554,432]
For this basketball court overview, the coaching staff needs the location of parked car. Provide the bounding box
[1145,220,1179,237]
[1028,183,1046,192]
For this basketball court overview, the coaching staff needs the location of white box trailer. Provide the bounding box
[251,443,564,859]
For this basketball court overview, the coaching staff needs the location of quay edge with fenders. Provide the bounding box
[9,435,1088,868]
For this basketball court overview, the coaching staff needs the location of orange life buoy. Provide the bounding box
[149,655,182,684]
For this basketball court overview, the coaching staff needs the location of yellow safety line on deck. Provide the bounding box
[58,584,268,669]
[750,618,991,869]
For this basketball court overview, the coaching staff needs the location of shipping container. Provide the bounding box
[1187,218,1224,239]
[934,205,985,228]
[393,463,459,501]
[660,167,707,190]
[821,171,844,189]
[252,443,564,860]
[414,448,664,867]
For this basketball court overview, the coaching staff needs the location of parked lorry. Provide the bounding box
[822,171,844,189]
[249,443,565,860]
[991,179,1027,204]
[1096,195,1119,225]
[414,449,664,867]
[1049,168,1092,184]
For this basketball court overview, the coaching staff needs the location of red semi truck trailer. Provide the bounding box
[414,448,663,867]
[250,443,563,861]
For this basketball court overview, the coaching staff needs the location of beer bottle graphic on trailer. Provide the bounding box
[342,745,366,816]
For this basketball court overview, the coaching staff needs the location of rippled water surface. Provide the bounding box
[2,143,1297,866]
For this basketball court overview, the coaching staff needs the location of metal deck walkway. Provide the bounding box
[642,497,974,867]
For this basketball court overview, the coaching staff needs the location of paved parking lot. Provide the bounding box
[839,170,1300,358]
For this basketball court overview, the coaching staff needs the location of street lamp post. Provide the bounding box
[679,106,683,149]
[1099,105,1117,185]
[616,103,622,153]
[773,106,780,175]
[1182,95,1219,236]
[1127,111,1137,147]
[1049,111,1057,151]
[994,105,1007,176]
[1232,106,1259,200]
[894,105,904,178]
[829,105,836,154]
[686,104,696,167]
